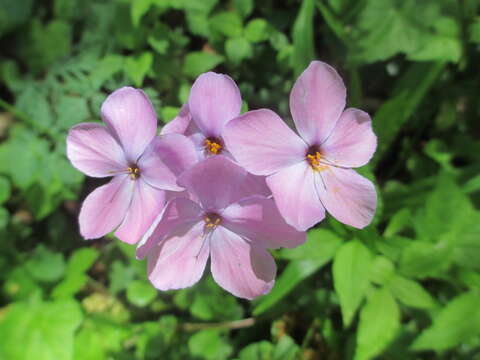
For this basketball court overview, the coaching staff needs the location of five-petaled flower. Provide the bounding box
[136,156,305,299]
[66,87,197,244]
[161,72,242,159]
[223,61,377,231]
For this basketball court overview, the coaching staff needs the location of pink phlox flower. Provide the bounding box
[223,61,378,231]
[66,87,197,244]
[161,72,242,160]
[136,156,305,299]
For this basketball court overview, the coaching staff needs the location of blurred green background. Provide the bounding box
[1,0,480,359]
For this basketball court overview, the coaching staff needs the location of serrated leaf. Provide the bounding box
[355,288,400,360]
[412,292,480,351]
[333,240,373,327]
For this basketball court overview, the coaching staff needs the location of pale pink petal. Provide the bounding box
[178,156,269,211]
[266,161,325,231]
[223,109,307,176]
[114,180,166,244]
[138,134,198,191]
[321,109,377,168]
[147,222,209,290]
[188,72,241,137]
[290,61,346,145]
[222,195,305,249]
[160,104,201,136]
[101,87,157,162]
[79,175,134,239]
[66,123,128,177]
[316,167,377,229]
[210,227,275,299]
[136,197,203,259]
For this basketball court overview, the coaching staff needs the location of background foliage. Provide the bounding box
[1,0,480,359]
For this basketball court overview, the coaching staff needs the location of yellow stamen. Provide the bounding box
[204,139,222,155]
[127,166,140,180]
[204,214,221,229]
[307,152,328,172]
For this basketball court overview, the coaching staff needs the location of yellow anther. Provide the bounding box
[204,214,221,229]
[204,139,222,155]
[127,166,140,180]
[307,152,327,172]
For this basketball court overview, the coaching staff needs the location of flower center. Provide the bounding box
[127,166,140,180]
[306,146,327,172]
[204,137,223,155]
[204,212,221,230]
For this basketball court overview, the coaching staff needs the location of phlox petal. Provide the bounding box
[223,109,307,176]
[316,167,377,229]
[290,61,346,145]
[321,108,377,168]
[66,123,128,177]
[188,72,241,137]
[79,175,134,239]
[222,195,305,249]
[266,161,326,231]
[147,222,209,290]
[101,87,157,163]
[210,227,275,300]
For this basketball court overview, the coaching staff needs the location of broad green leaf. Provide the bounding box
[183,52,224,78]
[131,0,154,27]
[383,208,412,237]
[188,329,232,360]
[126,280,157,307]
[254,229,341,315]
[0,176,11,205]
[125,51,153,87]
[412,292,480,351]
[333,240,373,327]
[234,0,253,18]
[226,37,253,64]
[399,241,453,279]
[238,341,274,360]
[350,0,461,63]
[161,106,181,122]
[388,275,436,309]
[291,0,315,76]
[369,256,395,286]
[355,288,400,360]
[372,61,445,163]
[245,18,271,43]
[272,335,299,360]
[25,245,66,283]
[0,300,83,360]
[210,11,243,38]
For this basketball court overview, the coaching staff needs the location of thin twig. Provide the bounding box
[180,317,255,332]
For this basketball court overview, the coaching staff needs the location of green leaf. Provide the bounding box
[333,240,373,327]
[238,341,274,360]
[210,11,243,37]
[411,292,480,351]
[161,106,181,122]
[234,0,254,18]
[188,329,232,360]
[0,0,33,36]
[372,61,445,163]
[131,0,154,27]
[399,241,453,279]
[350,0,461,63]
[225,37,253,64]
[254,229,341,315]
[0,300,83,360]
[369,256,395,286]
[272,335,299,360]
[126,280,157,307]
[388,275,436,309]
[25,245,66,283]
[0,176,11,205]
[183,52,224,78]
[355,288,400,360]
[54,95,90,130]
[109,260,136,294]
[291,0,315,76]
[89,54,124,90]
[245,18,271,43]
[125,51,153,87]
[470,18,480,43]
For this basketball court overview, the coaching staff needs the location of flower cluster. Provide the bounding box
[66,61,377,299]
